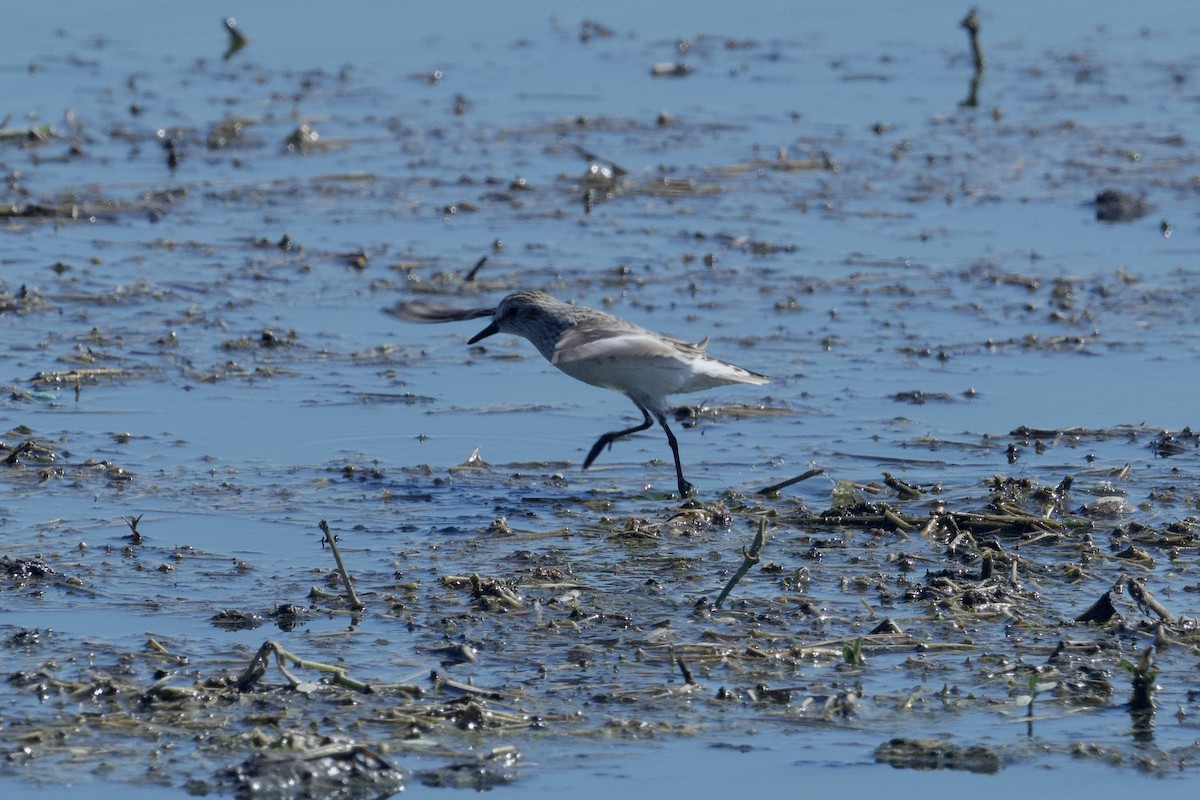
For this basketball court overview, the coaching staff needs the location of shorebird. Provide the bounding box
[388,290,769,497]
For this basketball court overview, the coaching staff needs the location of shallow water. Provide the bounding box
[3,1,1200,797]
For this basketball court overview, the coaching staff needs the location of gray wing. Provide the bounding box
[384,300,495,324]
[553,321,702,365]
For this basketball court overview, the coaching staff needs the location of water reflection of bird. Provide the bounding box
[388,290,769,498]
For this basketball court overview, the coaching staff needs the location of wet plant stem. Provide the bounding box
[841,637,866,667]
[319,519,365,611]
[756,467,825,496]
[961,9,985,71]
[222,17,249,61]
[123,513,144,544]
[1124,646,1158,713]
[464,255,488,281]
[237,640,372,693]
[676,657,697,686]
[1025,673,1038,737]
[1127,577,1176,623]
[882,507,914,531]
[795,509,1089,535]
[714,518,766,608]
[430,670,507,700]
[959,9,985,107]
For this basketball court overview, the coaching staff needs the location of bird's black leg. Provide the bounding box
[583,404,653,469]
[653,410,695,498]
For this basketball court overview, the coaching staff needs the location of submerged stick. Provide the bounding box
[429,670,508,701]
[233,641,272,692]
[961,9,985,71]
[883,472,922,500]
[272,642,372,692]
[222,17,249,61]
[756,467,825,496]
[714,518,767,608]
[959,9,985,108]
[1125,646,1158,713]
[235,640,373,694]
[676,657,697,686]
[319,519,365,611]
[1127,577,1176,624]
[123,513,144,544]
[464,255,488,282]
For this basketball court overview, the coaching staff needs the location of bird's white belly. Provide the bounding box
[557,355,709,397]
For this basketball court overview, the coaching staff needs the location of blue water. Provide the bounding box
[4,1,1200,798]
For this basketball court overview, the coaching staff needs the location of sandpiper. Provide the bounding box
[388,290,769,497]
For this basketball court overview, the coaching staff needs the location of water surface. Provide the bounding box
[3,1,1200,797]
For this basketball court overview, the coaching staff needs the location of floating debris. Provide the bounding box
[651,62,691,77]
[215,731,404,798]
[1093,188,1151,222]
[874,737,1001,774]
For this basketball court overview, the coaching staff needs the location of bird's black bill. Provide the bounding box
[468,321,500,344]
[384,300,494,324]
